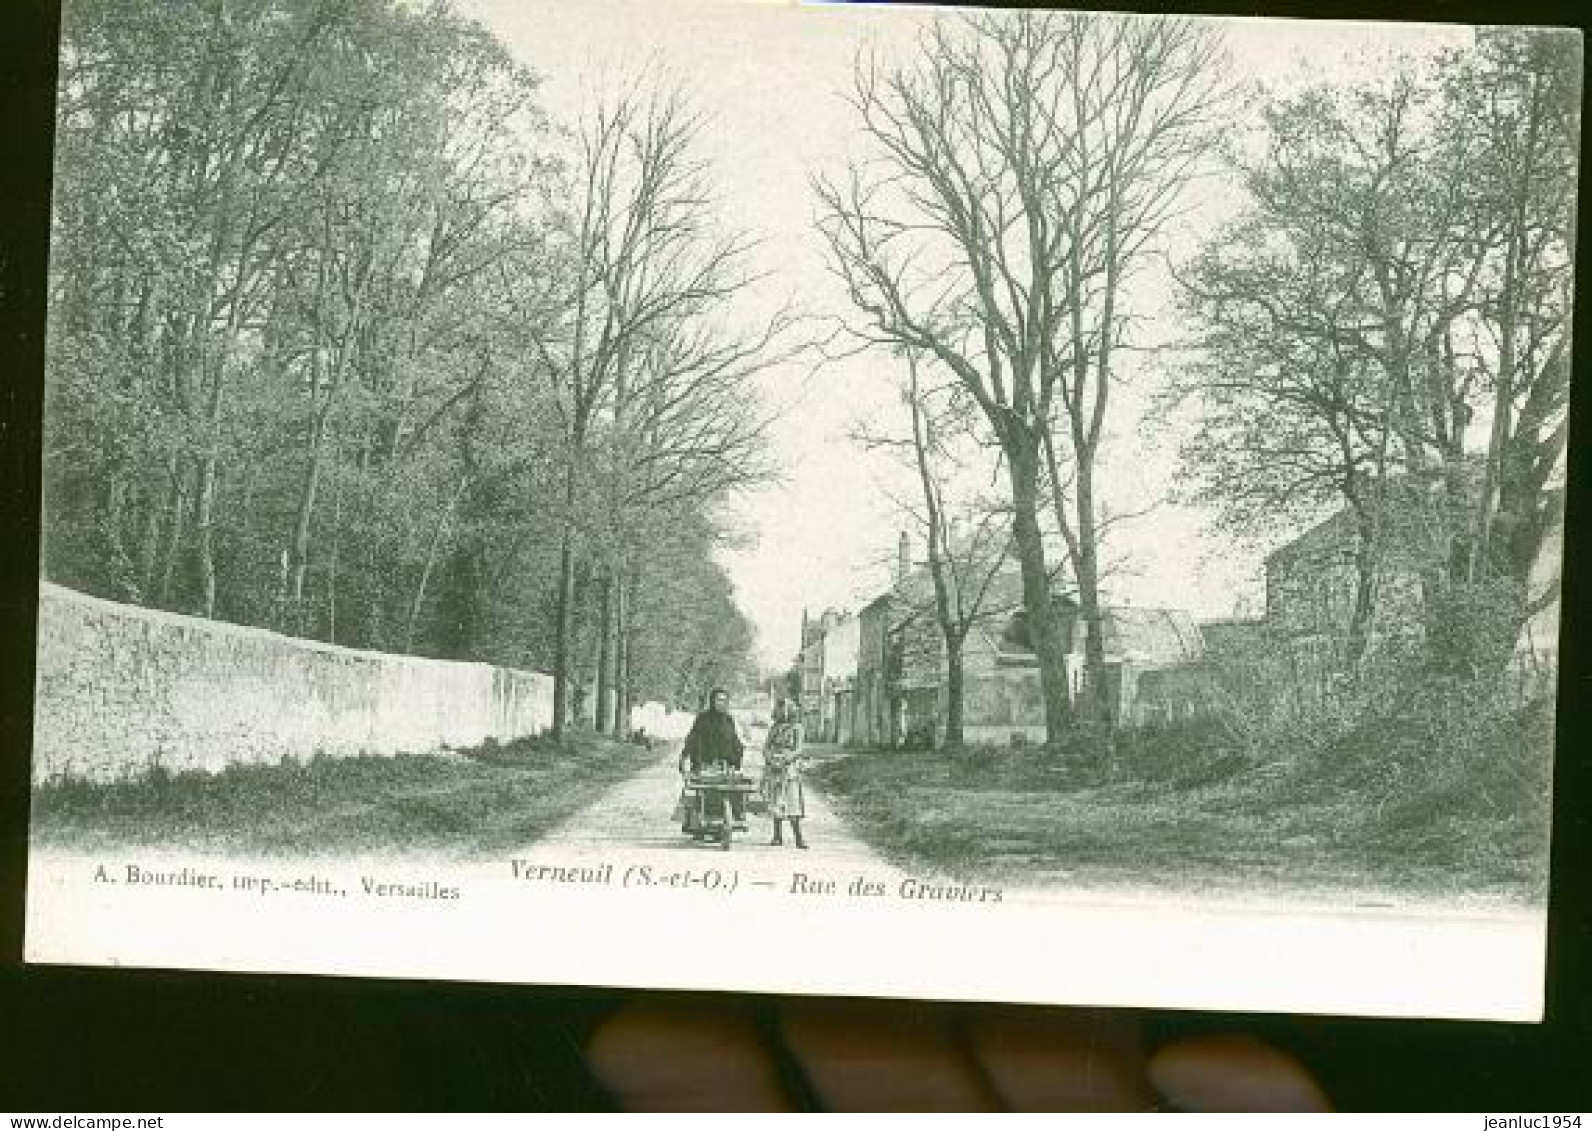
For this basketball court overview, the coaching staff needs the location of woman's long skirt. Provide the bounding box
[761,770,805,819]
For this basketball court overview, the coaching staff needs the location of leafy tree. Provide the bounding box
[1177,31,1577,675]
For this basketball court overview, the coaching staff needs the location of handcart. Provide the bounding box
[679,766,759,850]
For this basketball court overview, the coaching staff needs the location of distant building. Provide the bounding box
[796,609,827,735]
[1261,476,1563,702]
[796,606,858,742]
[854,590,897,746]
[1262,497,1431,671]
[1195,616,1268,656]
[968,598,1208,740]
[825,531,1209,747]
[821,614,860,743]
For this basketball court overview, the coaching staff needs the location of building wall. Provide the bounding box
[799,636,825,735]
[832,689,856,745]
[1119,663,1213,726]
[33,583,554,783]
[961,666,1047,745]
[850,588,1217,747]
[1269,554,1415,638]
[854,599,894,747]
[1263,498,1437,663]
[802,614,859,742]
[822,616,860,683]
[895,610,943,692]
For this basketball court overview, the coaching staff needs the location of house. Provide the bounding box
[971,598,1208,739]
[1263,473,1565,707]
[795,606,860,742]
[850,532,920,746]
[796,609,831,736]
[1196,615,1268,655]
[821,614,860,743]
[854,589,897,747]
[841,531,1209,747]
[1262,496,1432,669]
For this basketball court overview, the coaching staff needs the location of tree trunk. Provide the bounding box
[286,406,331,634]
[617,559,640,739]
[594,566,613,733]
[1492,334,1564,589]
[192,457,220,618]
[1006,436,1073,745]
[437,540,486,661]
[101,474,137,602]
[136,472,167,603]
[404,479,468,654]
[573,555,599,728]
[906,355,970,752]
[287,306,359,634]
[325,441,342,644]
[1345,506,1378,667]
[1074,460,1108,724]
[158,460,191,608]
[551,458,580,740]
[1472,68,1543,589]
[944,634,965,748]
[193,318,243,620]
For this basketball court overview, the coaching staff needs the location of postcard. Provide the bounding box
[25,0,1579,1022]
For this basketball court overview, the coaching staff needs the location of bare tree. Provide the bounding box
[817,12,1225,742]
[588,307,794,733]
[517,79,783,737]
[856,351,1013,747]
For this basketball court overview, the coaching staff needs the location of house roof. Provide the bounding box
[1102,607,1205,664]
[1263,468,1485,570]
[860,590,894,614]
[996,600,1203,665]
[862,559,1028,633]
[1198,617,1267,654]
[995,597,1067,654]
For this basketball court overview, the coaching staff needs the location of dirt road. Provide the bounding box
[513,741,909,879]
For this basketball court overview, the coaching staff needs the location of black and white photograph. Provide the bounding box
[22,0,1582,1023]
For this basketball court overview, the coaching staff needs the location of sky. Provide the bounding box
[454,0,1472,669]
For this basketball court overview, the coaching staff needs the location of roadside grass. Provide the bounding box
[809,708,1553,905]
[30,734,662,859]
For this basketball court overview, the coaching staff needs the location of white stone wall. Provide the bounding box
[32,583,554,782]
[631,701,694,741]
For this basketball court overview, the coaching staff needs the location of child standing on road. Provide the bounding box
[760,699,809,848]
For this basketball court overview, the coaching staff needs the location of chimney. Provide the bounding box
[896,531,910,584]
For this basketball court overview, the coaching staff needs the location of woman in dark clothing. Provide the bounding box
[681,689,745,772]
[678,688,747,834]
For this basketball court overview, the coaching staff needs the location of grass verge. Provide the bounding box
[809,714,1552,905]
[31,734,661,859]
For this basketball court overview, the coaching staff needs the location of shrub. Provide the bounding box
[1110,718,1257,788]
